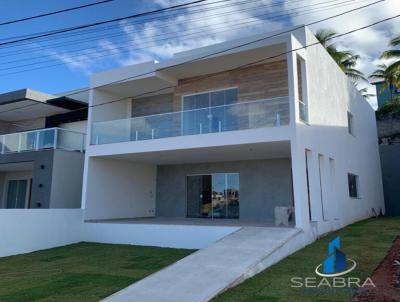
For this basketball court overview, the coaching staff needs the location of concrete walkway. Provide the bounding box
[103,227,302,302]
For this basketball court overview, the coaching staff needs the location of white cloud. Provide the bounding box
[47,0,400,109]
[46,0,285,71]
[289,0,400,108]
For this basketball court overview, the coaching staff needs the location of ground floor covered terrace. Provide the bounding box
[83,140,297,228]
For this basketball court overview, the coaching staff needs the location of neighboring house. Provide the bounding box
[372,81,400,108]
[82,25,384,238]
[0,88,87,209]
[376,111,400,216]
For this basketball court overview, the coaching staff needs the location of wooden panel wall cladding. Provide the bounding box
[173,60,288,110]
[130,60,288,117]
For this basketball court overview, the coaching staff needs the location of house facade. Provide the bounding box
[0,88,87,209]
[82,26,384,237]
[372,81,400,108]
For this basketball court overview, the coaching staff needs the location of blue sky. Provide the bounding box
[0,0,158,93]
[0,0,399,107]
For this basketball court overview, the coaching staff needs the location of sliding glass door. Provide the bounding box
[187,173,239,219]
[6,179,28,209]
[182,88,238,135]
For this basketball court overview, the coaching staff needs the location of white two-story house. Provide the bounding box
[82,25,384,240]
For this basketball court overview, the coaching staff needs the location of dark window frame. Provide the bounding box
[347,111,354,135]
[348,173,359,198]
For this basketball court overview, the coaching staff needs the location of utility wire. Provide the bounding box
[0,0,226,46]
[0,0,389,121]
[0,0,363,69]
[0,0,116,27]
[0,0,284,47]
[0,0,291,53]
[87,12,400,113]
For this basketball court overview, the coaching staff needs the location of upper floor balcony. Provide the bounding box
[91,96,289,145]
[0,127,86,154]
[89,31,310,150]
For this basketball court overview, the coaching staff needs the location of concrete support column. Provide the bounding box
[290,143,311,230]
[287,34,311,231]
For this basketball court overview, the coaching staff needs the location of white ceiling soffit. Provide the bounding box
[99,75,176,99]
[106,140,291,165]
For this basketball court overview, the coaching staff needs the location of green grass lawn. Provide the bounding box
[213,217,400,302]
[0,242,194,302]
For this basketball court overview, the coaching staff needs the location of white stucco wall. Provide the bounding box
[83,157,156,220]
[83,223,240,249]
[289,28,384,235]
[0,209,83,257]
[50,150,85,208]
[59,120,87,134]
[0,209,242,256]
[7,117,46,133]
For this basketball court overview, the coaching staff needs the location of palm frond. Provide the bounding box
[315,29,337,47]
[345,68,367,82]
[390,35,400,46]
[314,28,365,82]
[385,61,400,77]
[381,49,400,59]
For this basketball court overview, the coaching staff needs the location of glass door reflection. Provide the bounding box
[187,175,212,218]
[226,173,240,218]
[212,173,227,218]
[187,173,239,219]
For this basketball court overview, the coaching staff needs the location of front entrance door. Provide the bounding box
[6,179,29,209]
[187,173,239,219]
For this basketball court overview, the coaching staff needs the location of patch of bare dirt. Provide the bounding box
[353,236,400,302]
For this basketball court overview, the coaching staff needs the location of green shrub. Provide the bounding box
[376,96,400,119]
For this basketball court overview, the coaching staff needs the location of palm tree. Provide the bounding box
[380,34,400,75]
[315,29,338,57]
[369,64,400,102]
[315,29,366,82]
[337,51,367,82]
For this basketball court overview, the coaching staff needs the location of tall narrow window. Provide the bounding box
[318,154,327,220]
[348,173,359,198]
[329,158,338,219]
[347,112,354,135]
[297,56,308,123]
[305,149,312,221]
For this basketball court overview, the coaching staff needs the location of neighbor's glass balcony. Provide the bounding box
[91,97,289,145]
[0,128,86,154]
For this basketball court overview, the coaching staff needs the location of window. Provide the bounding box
[182,88,238,110]
[347,112,354,135]
[182,88,238,135]
[297,56,308,123]
[348,173,359,198]
[318,154,327,220]
[305,149,312,221]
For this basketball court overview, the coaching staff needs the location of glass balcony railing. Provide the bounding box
[0,128,86,154]
[91,97,289,145]
[299,100,309,123]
